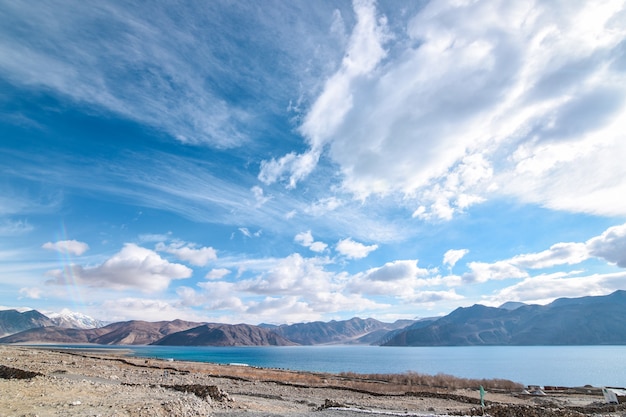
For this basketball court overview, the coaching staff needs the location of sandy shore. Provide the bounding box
[0,345,623,417]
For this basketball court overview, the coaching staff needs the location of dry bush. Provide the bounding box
[338,371,523,391]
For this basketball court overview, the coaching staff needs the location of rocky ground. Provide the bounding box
[0,345,624,417]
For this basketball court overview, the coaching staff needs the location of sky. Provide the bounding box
[1,0,626,325]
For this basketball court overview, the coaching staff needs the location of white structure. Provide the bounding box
[603,387,626,404]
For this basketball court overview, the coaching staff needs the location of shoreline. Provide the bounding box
[1,345,623,416]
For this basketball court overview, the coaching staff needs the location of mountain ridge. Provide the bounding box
[2,291,626,346]
[383,290,626,346]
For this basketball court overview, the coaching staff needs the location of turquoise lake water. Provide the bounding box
[53,344,626,387]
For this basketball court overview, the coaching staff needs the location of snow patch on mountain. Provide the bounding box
[46,309,106,329]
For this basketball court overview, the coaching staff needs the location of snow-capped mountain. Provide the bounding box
[46,309,106,329]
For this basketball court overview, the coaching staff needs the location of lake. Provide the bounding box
[62,344,626,388]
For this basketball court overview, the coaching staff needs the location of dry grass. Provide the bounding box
[87,353,523,396]
[337,371,524,392]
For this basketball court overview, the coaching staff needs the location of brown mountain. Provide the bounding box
[153,323,296,346]
[90,320,203,345]
[0,326,109,344]
[269,317,414,345]
[0,319,203,345]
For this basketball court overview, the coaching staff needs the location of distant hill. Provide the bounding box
[89,320,204,345]
[4,292,625,347]
[271,317,414,345]
[498,301,526,311]
[154,323,296,346]
[0,319,203,345]
[0,310,54,337]
[383,290,626,346]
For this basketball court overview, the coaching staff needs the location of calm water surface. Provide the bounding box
[66,345,626,387]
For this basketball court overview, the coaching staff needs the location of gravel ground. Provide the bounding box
[0,345,621,417]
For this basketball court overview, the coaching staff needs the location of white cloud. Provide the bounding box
[45,243,191,292]
[305,197,343,216]
[205,268,231,280]
[0,2,251,148]
[42,240,89,256]
[239,227,262,238]
[405,290,464,304]
[259,0,389,188]
[294,230,328,253]
[510,242,589,269]
[443,249,469,269]
[586,223,626,267]
[463,261,529,284]
[178,253,386,323]
[362,259,430,283]
[19,287,42,299]
[456,222,626,285]
[251,185,270,207]
[486,270,626,306]
[155,241,217,267]
[349,259,431,296]
[261,0,626,221]
[335,237,378,259]
[100,297,204,322]
[258,150,321,189]
[241,253,333,296]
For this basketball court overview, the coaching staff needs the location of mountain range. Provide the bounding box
[1,291,626,346]
[383,290,626,346]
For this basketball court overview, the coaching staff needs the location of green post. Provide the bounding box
[479,385,485,414]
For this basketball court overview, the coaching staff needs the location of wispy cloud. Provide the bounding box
[260,0,626,221]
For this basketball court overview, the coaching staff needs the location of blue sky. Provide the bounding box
[1,0,626,324]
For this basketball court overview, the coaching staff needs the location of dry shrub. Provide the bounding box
[338,370,523,391]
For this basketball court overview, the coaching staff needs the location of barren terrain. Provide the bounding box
[0,345,622,416]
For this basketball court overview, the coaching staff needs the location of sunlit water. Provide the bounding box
[44,344,626,387]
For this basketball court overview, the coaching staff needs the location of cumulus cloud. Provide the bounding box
[586,223,626,267]
[42,239,89,256]
[510,242,589,269]
[241,253,333,296]
[155,241,217,267]
[335,237,378,259]
[100,297,204,322]
[362,260,430,283]
[294,230,328,253]
[205,268,231,280]
[463,261,529,284]
[487,270,626,306]
[443,249,469,269]
[176,253,386,323]
[405,290,464,304]
[45,243,191,292]
[349,259,431,296]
